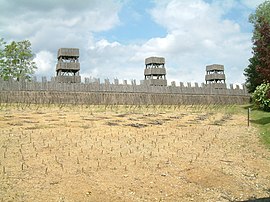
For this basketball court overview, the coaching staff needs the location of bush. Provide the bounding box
[252,83,270,111]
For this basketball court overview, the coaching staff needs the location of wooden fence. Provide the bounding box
[0,77,250,105]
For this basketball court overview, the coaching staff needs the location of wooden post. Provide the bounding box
[248,108,251,127]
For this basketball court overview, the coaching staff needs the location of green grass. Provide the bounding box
[250,108,270,149]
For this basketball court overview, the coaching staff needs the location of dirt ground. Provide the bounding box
[0,104,269,202]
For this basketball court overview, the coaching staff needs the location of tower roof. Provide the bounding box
[206,64,224,71]
[58,48,79,58]
[145,57,165,65]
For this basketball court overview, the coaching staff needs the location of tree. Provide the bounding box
[244,54,262,93]
[254,18,270,83]
[0,38,6,74]
[253,83,270,111]
[244,1,270,93]
[249,0,270,40]
[0,39,37,81]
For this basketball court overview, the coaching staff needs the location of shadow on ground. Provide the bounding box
[237,197,270,202]
[251,117,270,125]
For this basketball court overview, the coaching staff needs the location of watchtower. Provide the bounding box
[144,57,167,86]
[55,48,81,83]
[205,64,226,89]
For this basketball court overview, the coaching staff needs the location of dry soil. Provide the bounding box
[0,105,269,201]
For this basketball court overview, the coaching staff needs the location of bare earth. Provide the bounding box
[0,105,269,202]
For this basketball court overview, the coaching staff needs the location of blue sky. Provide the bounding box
[98,0,167,44]
[101,0,254,43]
[0,0,266,85]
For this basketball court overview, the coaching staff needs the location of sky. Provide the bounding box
[0,0,266,85]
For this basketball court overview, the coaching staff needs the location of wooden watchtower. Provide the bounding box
[144,57,167,86]
[205,64,226,89]
[55,48,81,83]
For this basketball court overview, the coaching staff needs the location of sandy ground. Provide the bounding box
[0,105,269,202]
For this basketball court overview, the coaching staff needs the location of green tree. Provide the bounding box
[253,83,270,111]
[249,0,270,40]
[0,38,6,73]
[244,54,262,93]
[244,1,270,93]
[0,39,37,81]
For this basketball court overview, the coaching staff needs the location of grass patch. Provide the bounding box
[250,109,270,149]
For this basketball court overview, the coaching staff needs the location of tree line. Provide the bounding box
[244,0,270,111]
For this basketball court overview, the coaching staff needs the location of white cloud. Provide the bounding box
[0,0,124,80]
[83,38,142,81]
[33,51,55,76]
[76,0,253,85]
[0,1,122,47]
[141,0,253,84]
[0,0,257,85]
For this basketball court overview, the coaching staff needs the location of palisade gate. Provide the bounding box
[0,48,250,105]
